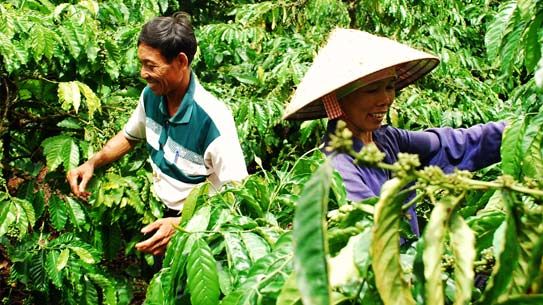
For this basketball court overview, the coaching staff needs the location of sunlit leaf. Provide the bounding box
[371,177,415,305]
[70,246,95,264]
[56,248,70,271]
[277,272,301,305]
[77,81,101,119]
[449,213,475,305]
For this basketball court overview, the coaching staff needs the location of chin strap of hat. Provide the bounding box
[322,93,344,119]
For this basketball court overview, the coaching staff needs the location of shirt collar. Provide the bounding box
[159,71,197,124]
[324,119,385,153]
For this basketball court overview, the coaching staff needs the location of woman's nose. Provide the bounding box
[377,89,394,106]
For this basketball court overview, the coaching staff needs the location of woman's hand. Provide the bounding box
[135,217,180,255]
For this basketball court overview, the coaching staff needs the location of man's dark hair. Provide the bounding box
[138,12,197,63]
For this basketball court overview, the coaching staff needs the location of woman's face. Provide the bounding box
[339,77,396,133]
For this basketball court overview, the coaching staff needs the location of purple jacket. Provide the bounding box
[323,120,506,236]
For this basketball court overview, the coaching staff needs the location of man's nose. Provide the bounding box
[140,67,149,79]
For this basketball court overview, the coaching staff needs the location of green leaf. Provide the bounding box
[293,161,332,305]
[523,12,543,72]
[58,81,81,113]
[57,248,70,271]
[53,3,70,19]
[30,251,48,292]
[449,214,475,305]
[57,118,82,130]
[329,234,360,288]
[184,205,212,233]
[222,237,293,305]
[500,118,526,179]
[13,197,35,238]
[479,190,520,304]
[509,210,543,294]
[77,0,99,15]
[49,194,68,230]
[223,232,251,283]
[181,183,208,226]
[371,177,416,305]
[187,238,220,305]
[220,291,254,305]
[467,209,505,252]
[144,269,173,305]
[536,52,543,88]
[277,272,301,305]
[29,24,59,61]
[60,21,83,59]
[82,277,99,305]
[41,135,80,172]
[499,9,525,75]
[216,261,232,295]
[485,1,516,61]
[522,125,543,179]
[0,200,16,238]
[495,294,543,305]
[241,232,270,262]
[65,196,86,228]
[77,81,101,119]
[87,273,117,305]
[46,250,63,287]
[164,233,189,300]
[353,228,372,278]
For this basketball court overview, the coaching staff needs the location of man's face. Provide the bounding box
[339,77,396,132]
[138,43,185,96]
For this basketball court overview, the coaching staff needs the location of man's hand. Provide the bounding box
[66,162,95,199]
[135,217,180,256]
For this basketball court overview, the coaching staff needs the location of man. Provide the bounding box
[67,12,248,255]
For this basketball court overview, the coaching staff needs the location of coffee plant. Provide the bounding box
[0,0,541,304]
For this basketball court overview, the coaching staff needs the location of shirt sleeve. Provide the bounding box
[330,153,376,201]
[123,92,146,141]
[399,121,506,173]
[204,115,248,186]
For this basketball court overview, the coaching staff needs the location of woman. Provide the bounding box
[283,29,505,236]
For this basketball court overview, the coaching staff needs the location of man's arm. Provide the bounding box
[67,131,136,197]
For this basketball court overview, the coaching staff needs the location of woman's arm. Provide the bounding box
[400,121,506,172]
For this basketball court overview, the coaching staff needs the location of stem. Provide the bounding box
[456,176,543,198]
[402,191,424,211]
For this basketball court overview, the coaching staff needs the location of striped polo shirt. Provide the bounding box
[123,73,248,210]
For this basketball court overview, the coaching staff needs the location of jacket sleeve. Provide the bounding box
[330,153,377,201]
[399,121,506,173]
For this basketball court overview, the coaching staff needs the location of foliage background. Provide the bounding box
[0,0,542,304]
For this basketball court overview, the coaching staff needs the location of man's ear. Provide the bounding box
[177,52,189,68]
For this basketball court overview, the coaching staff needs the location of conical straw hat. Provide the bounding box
[283,29,440,120]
